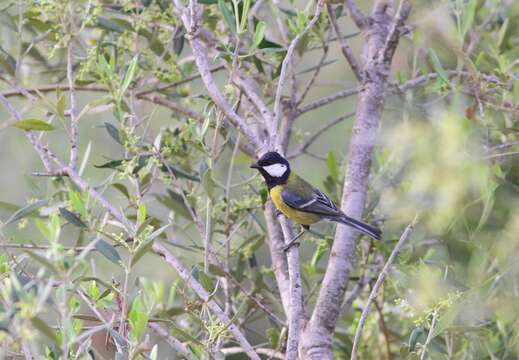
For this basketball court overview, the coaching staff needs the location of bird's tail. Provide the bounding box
[333,213,382,241]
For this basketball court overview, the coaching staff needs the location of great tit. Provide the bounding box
[251,152,381,244]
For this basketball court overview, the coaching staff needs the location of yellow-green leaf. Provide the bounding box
[13,119,54,131]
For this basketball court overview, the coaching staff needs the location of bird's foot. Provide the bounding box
[282,228,306,252]
[275,209,283,217]
[283,239,300,252]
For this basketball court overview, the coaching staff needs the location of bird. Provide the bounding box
[250,151,381,249]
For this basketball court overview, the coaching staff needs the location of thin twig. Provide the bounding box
[351,215,419,360]
[420,311,438,360]
[149,322,195,359]
[288,112,355,158]
[152,242,261,360]
[67,43,79,169]
[220,346,285,359]
[327,3,362,81]
[296,87,359,115]
[272,0,324,148]
[173,0,264,151]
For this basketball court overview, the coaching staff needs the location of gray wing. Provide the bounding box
[281,187,341,217]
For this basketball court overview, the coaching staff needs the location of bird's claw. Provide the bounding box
[275,209,283,217]
[283,240,300,252]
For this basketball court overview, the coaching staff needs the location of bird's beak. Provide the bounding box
[250,163,260,169]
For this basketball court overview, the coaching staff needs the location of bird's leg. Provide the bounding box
[283,226,308,252]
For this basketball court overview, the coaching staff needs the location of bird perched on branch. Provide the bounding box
[251,151,381,249]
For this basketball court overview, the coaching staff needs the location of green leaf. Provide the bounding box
[4,199,48,226]
[155,190,191,219]
[208,264,227,277]
[428,49,449,85]
[121,56,139,95]
[129,293,148,341]
[160,164,200,182]
[173,26,185,55]
[104,122,121,144]
[96,17,125,33]
[218,0,236,33]
[69,190,87,219]
[95,240,122,265]
[0,46,15,75]
[130,238,154,267]
[251,21,266,49]
[112,183,130,199]
[24,251,57,274]
[59,207,88,229]
[136,217,154,238]
[240,0,251,31]
[461,0,477,37]
[94,159,123,169]
[0,201,20,213]
[158,307,185,317]
[31,316,59,344]
[199,271,214,292]
[201,168,215,199]
[13,119,54,131]
[408,326,424,351]
[326,151,338,183]
[137,203,147,225]
[56,95,66,119]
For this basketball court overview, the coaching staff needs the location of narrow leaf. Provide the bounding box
[59,207,88,229]
[95,240,122,265]
[428,49,449,84]
[104,122,121,144]
[13,119,54,131]
[251,21,266,49]
[4,199,48,225]
[31,316,58,344]
[121,56,139,95]
[461,0,477,36]
[130,239,154,267]
[218,0,236,33]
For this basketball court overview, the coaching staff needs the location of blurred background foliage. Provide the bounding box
[0,0,518,359]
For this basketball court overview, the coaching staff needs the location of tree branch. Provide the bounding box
[300,1,410,357]
[272,0,324,149]
[152,242,261,360]
[172,0,265,152]
[327,3,362,81]
[149,322,195,360]
[67,42,79,170]
[279,216,304,360]
[344,0,371,29]
[288,112,355,158]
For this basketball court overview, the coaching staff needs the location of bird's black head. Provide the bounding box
[250,151,290,188]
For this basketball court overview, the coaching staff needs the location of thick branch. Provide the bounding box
[344,0,371,29]
[279,216,304,360]
[300,1,410,357]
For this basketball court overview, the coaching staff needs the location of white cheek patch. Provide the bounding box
[263,163,287,177]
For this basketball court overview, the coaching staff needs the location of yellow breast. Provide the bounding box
[270,185,320,226]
